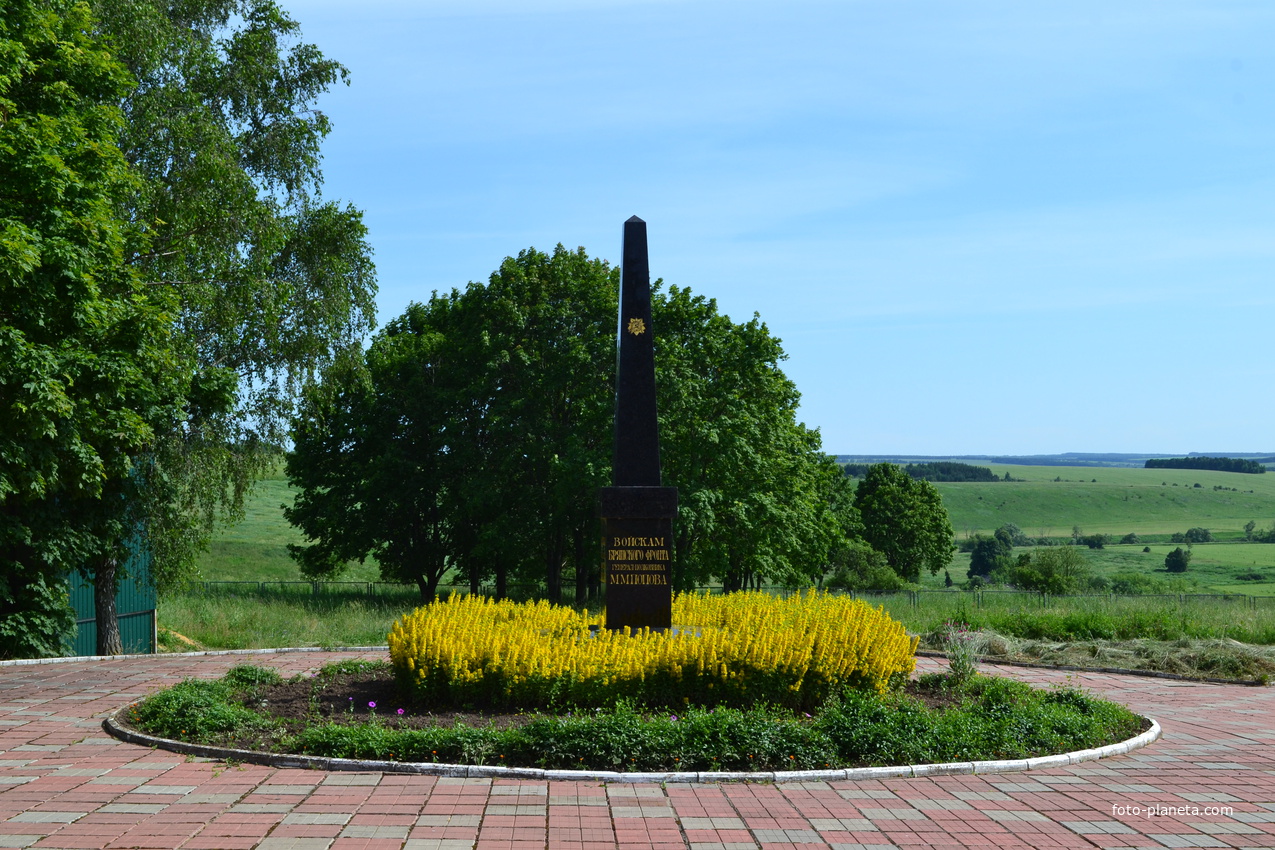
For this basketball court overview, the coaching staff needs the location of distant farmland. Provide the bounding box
[936,464,1275,539]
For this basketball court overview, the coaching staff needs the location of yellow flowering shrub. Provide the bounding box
[387,591,918,710]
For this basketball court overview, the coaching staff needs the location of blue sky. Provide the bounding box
[287,0,1274,456]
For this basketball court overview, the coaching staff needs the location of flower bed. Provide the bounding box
[388,591,919,710]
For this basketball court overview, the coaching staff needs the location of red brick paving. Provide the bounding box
[2,652,1273,849]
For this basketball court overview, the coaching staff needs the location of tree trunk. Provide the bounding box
[573,527,588,604]
[495,562,507,600]
[94,556,123,656]
[545,533,564,605]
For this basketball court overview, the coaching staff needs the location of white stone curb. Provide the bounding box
[0,646,389,667]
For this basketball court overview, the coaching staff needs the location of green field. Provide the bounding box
[161,462,1275,669]
[937,463,1275,539]
[196,468,380,583]
[193,462,1275,596]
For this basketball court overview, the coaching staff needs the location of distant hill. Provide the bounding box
[836,452,1275,470]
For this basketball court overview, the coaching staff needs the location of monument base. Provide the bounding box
[600,487,677,632]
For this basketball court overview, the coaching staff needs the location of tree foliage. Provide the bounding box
[45,0,377,652]
[1183,527,1213,544]
[966,534,1011,581]
[852,463,953,583]
[91,0,376,568]
[0,0,185,657]
[1145,456,1265,474]
[825,539,908,592]
[1006,546,1090,594]
[1164,547,1191,573]
[287,247,852,600]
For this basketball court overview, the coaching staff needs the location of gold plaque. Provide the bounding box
[626,317,646,336]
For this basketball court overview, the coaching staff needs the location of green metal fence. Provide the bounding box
[67,532,157,656]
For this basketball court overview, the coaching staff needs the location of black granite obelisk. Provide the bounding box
[600,217,677,632]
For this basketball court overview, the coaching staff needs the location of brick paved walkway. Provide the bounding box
[2,651,1272,849]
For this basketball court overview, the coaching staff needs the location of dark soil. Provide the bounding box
[177,666,975,753]
[243,667,540,734]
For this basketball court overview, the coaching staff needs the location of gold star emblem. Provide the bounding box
[626,317,646,336]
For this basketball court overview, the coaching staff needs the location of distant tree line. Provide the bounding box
[1145,457,1266,474]
[842,461,1008,483]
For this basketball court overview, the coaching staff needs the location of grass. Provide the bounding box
[162,460,1275,681]
[844,589,1275,644]
[925,543,1275,596]
[938,463,1275,539]
[159,585,421,650]
[195,467,380,583]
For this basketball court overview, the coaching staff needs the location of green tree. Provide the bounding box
[285,317,459,601]
[654,285,850,592]
[997,523,1029,547]
[80,0,376,652]
[966,534,1011,581]
[1165,547,1191,573]
[825,540,907,592]
[1008,547,1089,594]
[1183,527,1213,544]
[287,248,849,600]
[1,0,185,657]
[852,463,953,583]
[289,247,617,603]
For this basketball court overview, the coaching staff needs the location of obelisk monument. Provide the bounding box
[599,216,677,632]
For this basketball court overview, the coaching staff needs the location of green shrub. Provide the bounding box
[318,658,391,678]
[130,679,265,743]
[285,701,842,771]
[816,678,1140,766]
[1165,547,1191,573]
[224,664,283,691]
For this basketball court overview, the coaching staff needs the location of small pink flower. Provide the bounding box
[368,701,376,709]
[397,708,404,716]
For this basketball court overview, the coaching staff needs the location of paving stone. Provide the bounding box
[7,812,84,823]
[99,803,168,814]
[282,812,352,825]
[1150,836,1229,848]
[255,839,335,850]
[483,804,546,815]
[320,774,381,785]
[680,818,746,829]
[1062,820,1137,834]
[3,651,1275,850]
[751,828,821,843]
[416,815,482,827]
[340,824,410,839]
